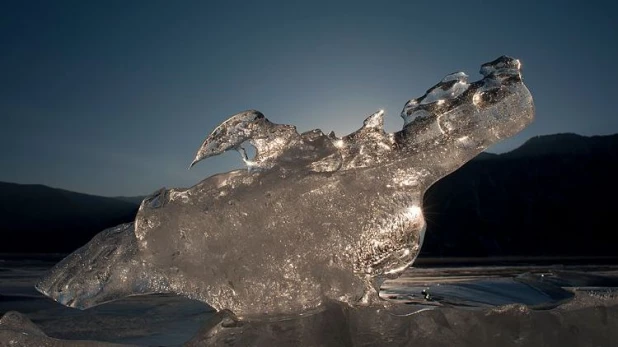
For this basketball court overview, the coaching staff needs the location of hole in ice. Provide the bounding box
[241,141,257,162]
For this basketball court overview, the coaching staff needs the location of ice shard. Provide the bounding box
[36,56,534,319]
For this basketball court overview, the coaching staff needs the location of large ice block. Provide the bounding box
[36,56,534,319]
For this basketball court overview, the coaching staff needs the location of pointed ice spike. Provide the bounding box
[362,110,385,130]
[188,158,199,169]
[189,110,265,169]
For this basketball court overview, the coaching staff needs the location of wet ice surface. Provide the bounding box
[380,266,618,308]
[0,297,209,347]
[188,292,618,347]
[36,56,535,320]
[2,257,618,346]
[0,256,213,346]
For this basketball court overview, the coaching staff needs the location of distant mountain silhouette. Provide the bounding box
[504,133,618,158]
[0,183,140,252]
[112,195,146,205]
[420,133,618,258]
[1,133,616,257]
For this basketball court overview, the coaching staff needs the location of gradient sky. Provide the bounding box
[1,0,617,196]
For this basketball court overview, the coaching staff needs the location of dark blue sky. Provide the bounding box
[1,0,617,196]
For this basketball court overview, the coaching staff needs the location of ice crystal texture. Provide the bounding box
[36,56,534,319]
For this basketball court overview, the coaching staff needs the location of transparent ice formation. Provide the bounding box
[36,56,535,319]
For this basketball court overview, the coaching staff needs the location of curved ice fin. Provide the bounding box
[189,110,266,169]
[190,109,306,171]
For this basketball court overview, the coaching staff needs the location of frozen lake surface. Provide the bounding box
[1,255,617,346]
